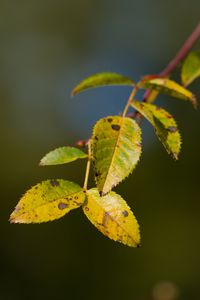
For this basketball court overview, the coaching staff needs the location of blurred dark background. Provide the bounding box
[0,1,200,299]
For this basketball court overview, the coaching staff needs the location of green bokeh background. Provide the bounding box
[0,1,200,299]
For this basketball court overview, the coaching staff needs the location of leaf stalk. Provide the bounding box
[83,140,92,190]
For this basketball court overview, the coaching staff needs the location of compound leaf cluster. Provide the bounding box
[10,50,199,248]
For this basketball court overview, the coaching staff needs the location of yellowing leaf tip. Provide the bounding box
[172,152,179,161]
[191,95,198,109]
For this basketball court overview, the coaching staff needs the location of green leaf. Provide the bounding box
[40,146,87,166]
[71,72,134,96]
[140,77,197,108]
[10,180,86,223]
[83,188,140,247]
[91,116,142,195]
[181,51,200,86]
[131,101,181,159]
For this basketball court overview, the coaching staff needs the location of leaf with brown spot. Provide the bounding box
[40,146,87,166]
[140,77,197,108]
[91,116,142,195]
[83,188,140,247]
[71,72,134,96]
[131,101,181,159]
[10,180,86,223]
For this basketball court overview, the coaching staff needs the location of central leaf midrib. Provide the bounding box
[102,117,125,193]
[95,196,138,245]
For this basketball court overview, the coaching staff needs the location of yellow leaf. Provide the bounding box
[140,77,197,108]
[131,101,181,159]
[92,116,142,195]
[10,180,86,223]
[83,188,140,247]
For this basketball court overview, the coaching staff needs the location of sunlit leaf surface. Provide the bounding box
[83,188,140,247]
[181,51,200,86]
[10,180,86,223]
[131,101,181,159]
[71,72,134,96]
[40,146,87,166]
[140,77,197,108]
[91,116,142,195]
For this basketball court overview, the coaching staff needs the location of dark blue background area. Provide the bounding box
[0,1,200,299]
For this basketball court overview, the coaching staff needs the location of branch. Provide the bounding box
[128,23,200,120]
[161,22,200,77]
[142,22,200,102]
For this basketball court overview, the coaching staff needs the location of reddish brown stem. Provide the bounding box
[161,22,200,77]
[142,22,200,102]
[128,23,200,120]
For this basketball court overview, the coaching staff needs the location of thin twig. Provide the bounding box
[143,23,200,102]
[129,23,200,120]
[83,140,92,190]
[161,22,200,77]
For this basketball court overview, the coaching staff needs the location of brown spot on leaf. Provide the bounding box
[167,126,178,133]
[85,207,89,211]
[103,212,110,227]
[66,197,72,201]
[107,118,113,123]
[122,210,128,217]
[111,124,120,131]
[58,202,69,210]
[50,179,59,187]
